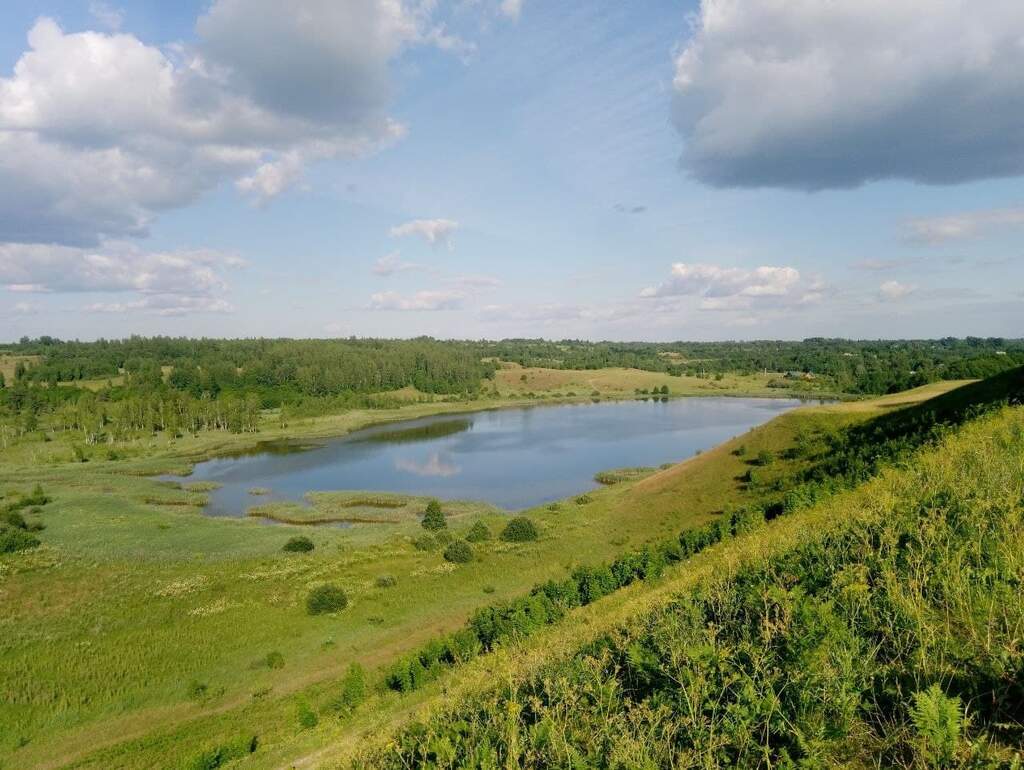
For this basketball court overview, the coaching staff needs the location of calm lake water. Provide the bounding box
[181,397,808,515]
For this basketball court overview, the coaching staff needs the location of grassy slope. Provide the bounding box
[0,379,963,769]
[340,394,1024,768]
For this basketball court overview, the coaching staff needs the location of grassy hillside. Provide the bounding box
[348,392,1024,767]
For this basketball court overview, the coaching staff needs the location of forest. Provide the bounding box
[1,336,1021,446]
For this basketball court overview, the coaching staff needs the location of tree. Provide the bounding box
[422,499,447,531]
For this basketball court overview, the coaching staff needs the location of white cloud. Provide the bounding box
[369,289,465,311]
[389,218,460,249]
[499,0,524,21]
[673,1,1024,189]
[1,240,240,316]
[448,274,501,289]
[84,295,233,316]
[89,2,124,31]
[0,4,456,246]
[372,251,423,276]
[879,280,916,302]
[640,263,816,311]
[11,301,39,316]
[904,207,1024,244]
[0,241,240,295]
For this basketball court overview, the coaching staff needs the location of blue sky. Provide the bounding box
[0,0,1021,341]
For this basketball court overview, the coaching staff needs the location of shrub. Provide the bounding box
[25,484,49,506]
[263,651,285,670]
[465,520,490,542]
[186,680,208,701]
[574,493,593,505]
[296,701,319,729]
[421,499,447,531]
[413,534,437,551]
[755,449,776,466]
[434,529,454,545]
[282,535,314,553]
[501,516,539,542]
[443,540,474,564]
[331,663,367,713]
[306,584,348,615]
[375,574,397,588]
[0,527,40,554]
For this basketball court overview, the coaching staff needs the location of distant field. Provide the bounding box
[0,380,940,769]
[493,364,832,399]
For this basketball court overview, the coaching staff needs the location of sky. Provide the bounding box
[0,0,1022,342]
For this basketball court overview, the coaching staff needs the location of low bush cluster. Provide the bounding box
[306,584,348,615]
[282,535,314,553]
[500,516,538,542]
[384,544,668,693]
[443,539,473,564]
[0,484,48,554]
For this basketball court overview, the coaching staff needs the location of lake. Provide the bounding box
[179,397,809,515]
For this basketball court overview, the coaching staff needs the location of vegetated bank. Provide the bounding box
[349,369,1024,768]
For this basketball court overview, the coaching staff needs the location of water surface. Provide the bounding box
[181,397,807,514]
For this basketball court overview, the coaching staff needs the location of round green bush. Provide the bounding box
[443,539,474,564]
[500,516,539,542]
[306,584,348,615]
[375,574,397,588]
[282,535,314,553]
[465,520,490,542]
[413,534,437,551]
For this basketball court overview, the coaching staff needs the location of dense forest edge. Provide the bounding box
[1,335,1021,449]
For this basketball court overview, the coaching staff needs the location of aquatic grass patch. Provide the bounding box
[593,466,656,485]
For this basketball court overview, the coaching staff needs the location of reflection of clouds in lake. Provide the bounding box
[395,452,460,478]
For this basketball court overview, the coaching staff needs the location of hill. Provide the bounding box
[328,368,1024,767]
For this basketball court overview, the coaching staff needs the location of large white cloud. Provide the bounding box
[640,263,822,311]
[1,240,241,315]
[0,3,450,247]
[673,0,1024,189]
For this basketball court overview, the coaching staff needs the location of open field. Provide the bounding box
[492,364,839,399]
[0,375,944,769]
